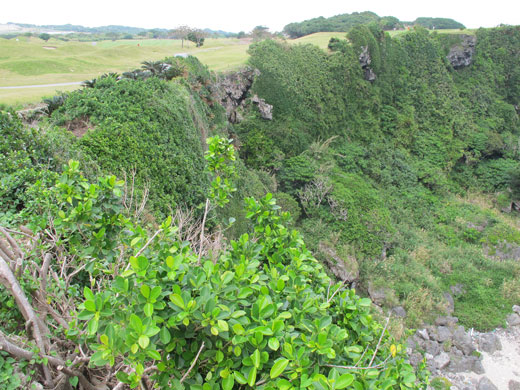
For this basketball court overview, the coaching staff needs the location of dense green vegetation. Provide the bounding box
[282,11,465,38]
[1,21,519,390]
[239,25,520,330]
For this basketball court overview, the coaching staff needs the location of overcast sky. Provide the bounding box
[1,0,519,32]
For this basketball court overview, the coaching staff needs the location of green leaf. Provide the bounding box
[160,327,171,344]
[402,372,416,384]
[222,375,234,390]
[170,293,185,309]
[140,284,151,299]
[87,318,98,335]
[251,349,261,368]
[147,350,161,360]
[335,374,354,389]
[84,300,96,312]
[217,320,229,332]
[234,371,247,385]
[129,314,143,333]
[247,367,257,387]
[69,376,79,387]
[138,335,150,349]
[232,323,245,335]
[270,358,289,379]
[359,298,372,307]
[83,287,95,301]
[144,303,154,317]
[268,337,280,351]
[77,310,94,320]
[150,286,162,301]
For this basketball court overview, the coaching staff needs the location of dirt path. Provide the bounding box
[0,82,82,89]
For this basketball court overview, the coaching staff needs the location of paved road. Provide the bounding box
[0,82,82,90]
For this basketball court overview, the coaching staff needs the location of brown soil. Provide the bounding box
[65,116,92,138]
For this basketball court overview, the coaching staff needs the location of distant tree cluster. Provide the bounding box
[282,11,465,38]
[169,25,207,47]
[283,11,382,38]
[414,17,465,29]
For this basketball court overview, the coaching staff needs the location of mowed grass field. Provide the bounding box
[0,36,251,105]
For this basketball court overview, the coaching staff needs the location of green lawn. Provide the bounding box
[291,32,348,49]
[0,37,251,105]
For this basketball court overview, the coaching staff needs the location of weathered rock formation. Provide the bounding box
[359,46,376,82]
[251,94,273,120]
[447,35,477,69]
[217,68,272,123]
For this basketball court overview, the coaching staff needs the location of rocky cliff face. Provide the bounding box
[359,45,376,81]
[217,68,273,123]
[447,35,477,69]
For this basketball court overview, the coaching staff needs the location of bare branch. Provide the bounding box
[197,199,210,265]
[0,329,103,390]
[368,316,390,367]
[180,341,205,383]
[135,229,162,259]
[326,280,346,304]
[0,254,53,385]
[40,253,52,292]
[0,227,24,262]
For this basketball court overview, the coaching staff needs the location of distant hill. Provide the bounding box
[6,22,236,37]
[282,11,465,38]
[413,17,465,30]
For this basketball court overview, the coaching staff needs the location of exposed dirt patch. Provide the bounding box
[42,46,57,50]
[65,116,92,138]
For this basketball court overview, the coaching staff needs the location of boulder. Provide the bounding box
[478,333,502,354]
[513,305,520,314]
[453,326,475,356]
[472,357,485,374]
[368,282,388,305]
[425,340,441,356]
[417,328,430,341]
[392,306,407,318]
[433,326,453,343]
[478,377,498,390]
[507,313,520,326]
[434,352,451,370]
[409,352,423,368]
[319,242,359,283]
[435,315,458,327]
[509,380,520,390]
[448,355,474,373]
